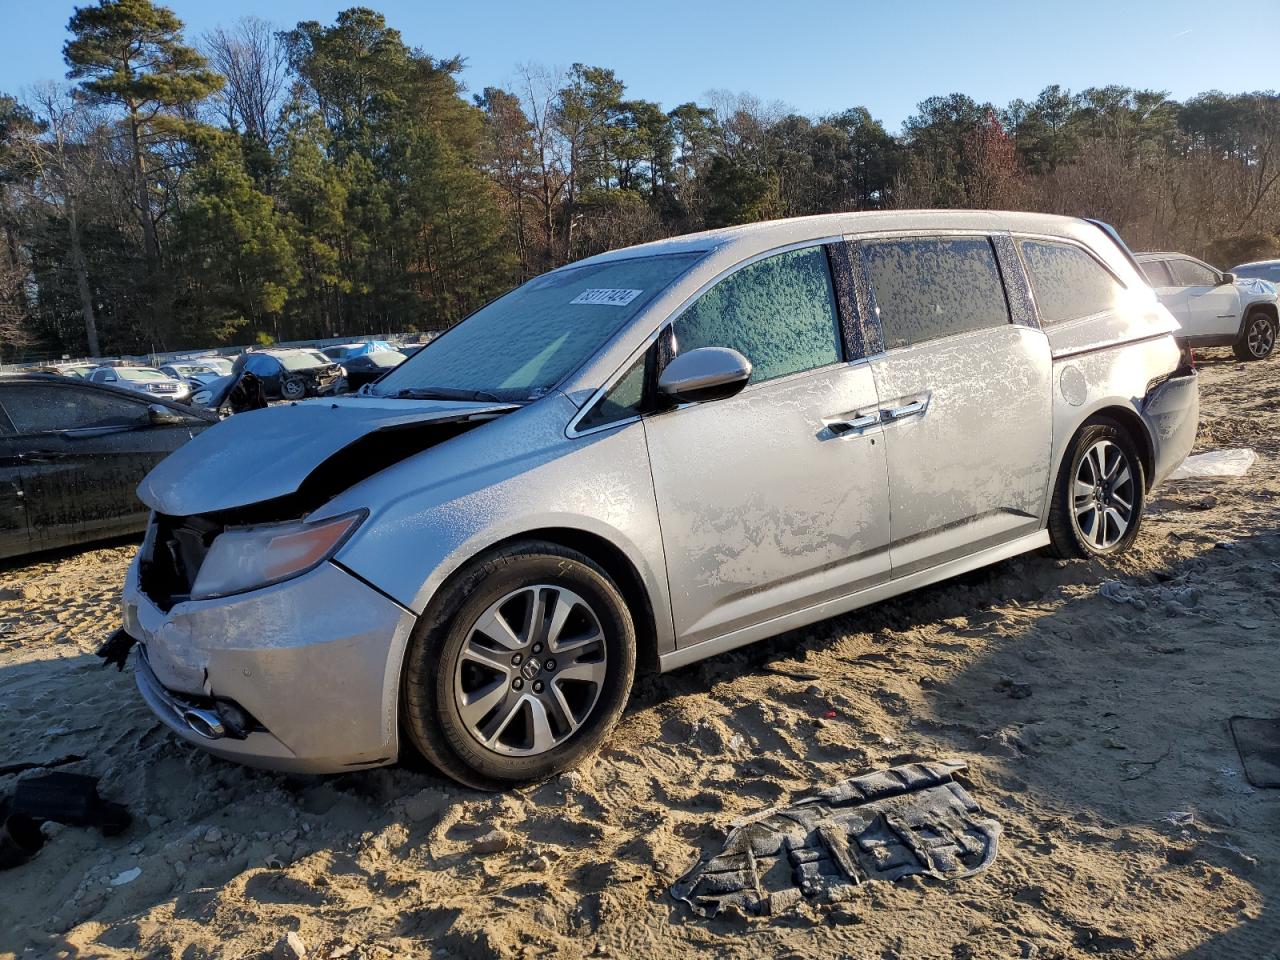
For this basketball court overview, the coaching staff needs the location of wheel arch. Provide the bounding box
[1242,300,1278,334]
[413,526,661,676]
[1054,402,1156,497]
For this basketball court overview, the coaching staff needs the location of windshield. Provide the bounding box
[204,358,233,374]
[373,252,703,400]
[119,368,168,381]
[1235,264,1280,282]
[279,351,331,371]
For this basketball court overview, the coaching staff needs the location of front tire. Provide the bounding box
[280,376,306,401]
[1047,419,1145,559]
[401,541,636,789]
[1233,311,1277,361]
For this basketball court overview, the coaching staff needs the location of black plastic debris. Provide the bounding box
[671,759,999,917]
[96,628,137,672]
[10,773,131,837]
[1228,717,1280,788]
[0,802,44,871]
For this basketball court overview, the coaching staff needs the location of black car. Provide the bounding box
[341,349,407,390]
[0,374,217,560]
[240,349,346,400]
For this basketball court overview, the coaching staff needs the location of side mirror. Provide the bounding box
[148,404,185,426]
[1219,272,1236,285]
[658,347,752,405]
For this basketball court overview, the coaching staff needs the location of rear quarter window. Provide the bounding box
[1019,240,1125,325]
[861,236,1010,350]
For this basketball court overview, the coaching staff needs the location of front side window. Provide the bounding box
[673,246,840,383]
[862,237,1010,350]
[1141,260,1172,286]
[1019,240,1125,324]
[374,252,703,401]
[1169,258,1218,287]
[577,352,649,431]
[2,385,147,434]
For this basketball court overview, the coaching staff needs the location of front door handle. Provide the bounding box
[882,398,928,422]
[823,412,880,437]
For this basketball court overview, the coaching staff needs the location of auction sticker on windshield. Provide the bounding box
[571,288,643,306]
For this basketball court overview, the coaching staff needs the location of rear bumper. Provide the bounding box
[1141,371,1199,487]
[121,556,416,773]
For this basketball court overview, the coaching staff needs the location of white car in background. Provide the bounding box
[1136,251,1278,361]
[88,365,191,403]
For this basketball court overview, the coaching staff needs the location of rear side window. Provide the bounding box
[1,384,147,433]
[1141,260,1172,286]
[1168,258,1218,286]
[673,246,840,383]
[1019,240,1124,324]
[862,237,1010,350]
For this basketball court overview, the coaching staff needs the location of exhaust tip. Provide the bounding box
[181,709,226,740]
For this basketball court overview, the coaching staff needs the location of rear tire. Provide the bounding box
[1233,311,1277,361]
[1047,419,1145,559]
[401,541,636,790]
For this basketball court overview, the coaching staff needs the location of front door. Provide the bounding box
[857,235,1052,577]
[645,244,892,647]
[0,425,29,559]
[1167,257,1240,340]
[0,382,198,551]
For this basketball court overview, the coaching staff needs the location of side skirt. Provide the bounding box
[658,529,1050,672]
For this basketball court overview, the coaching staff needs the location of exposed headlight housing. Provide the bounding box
[190,510,366,600]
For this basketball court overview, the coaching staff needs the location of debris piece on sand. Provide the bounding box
[672,759,999,917]
[1168,449,1256,480]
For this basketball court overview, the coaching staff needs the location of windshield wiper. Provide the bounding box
[393,386,507,402]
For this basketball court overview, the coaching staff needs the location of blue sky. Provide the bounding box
[1,0,1274,130]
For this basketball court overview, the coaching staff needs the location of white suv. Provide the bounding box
[1137,251,1278,361]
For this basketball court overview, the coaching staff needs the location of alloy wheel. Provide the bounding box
[1247,316,1276,358]
[453,584,608,756]
[1072,439,1135,551]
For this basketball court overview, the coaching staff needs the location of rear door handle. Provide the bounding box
[823,412,880,436]
[882,398,928,422]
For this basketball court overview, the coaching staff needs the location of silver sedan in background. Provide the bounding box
[117,210,1198,788]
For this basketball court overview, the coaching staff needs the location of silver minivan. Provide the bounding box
[117,211,1198,788]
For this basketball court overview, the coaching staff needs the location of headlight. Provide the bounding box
[190,511,366,600]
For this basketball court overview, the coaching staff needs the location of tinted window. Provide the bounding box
[674,246,839,382]
[578,353,648,431]
[243,354,280,376]
[1168,258,1218,286]
[2,384,148,434]
[1019,240,1124,324]
[1140,260,1172,286]
[862,237,1009,350]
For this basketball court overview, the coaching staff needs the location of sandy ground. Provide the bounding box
[1,352,1278,960]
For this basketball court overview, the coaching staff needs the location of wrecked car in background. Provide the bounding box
[115,210,1197,789]
[342,350,408,391]
[0,374,216,560]
[1137,251,1278,361]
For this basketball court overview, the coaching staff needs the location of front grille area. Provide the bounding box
[139,514,224,610]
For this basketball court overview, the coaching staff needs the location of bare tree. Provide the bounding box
[17,83,106,356]
[203,17,289,145]
[515,63,570,268]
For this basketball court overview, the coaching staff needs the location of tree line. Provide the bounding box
[2,0,1278,361]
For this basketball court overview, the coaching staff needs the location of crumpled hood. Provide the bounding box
[137,396,514,516]
[1235,277,1278,300]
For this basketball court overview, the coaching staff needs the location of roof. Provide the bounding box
[576,209,1103,270]
[1233,259,1280,269]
